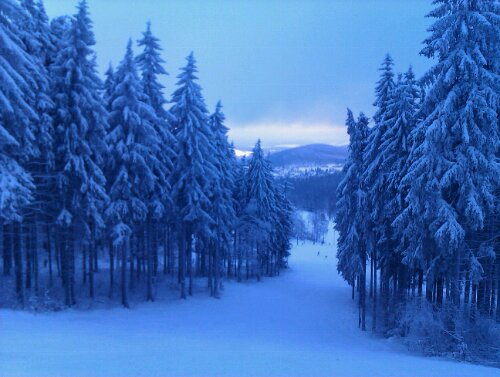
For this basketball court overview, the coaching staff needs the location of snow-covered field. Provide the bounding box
[1,224,497,377]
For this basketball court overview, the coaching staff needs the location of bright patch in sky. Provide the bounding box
[228,121,347,150]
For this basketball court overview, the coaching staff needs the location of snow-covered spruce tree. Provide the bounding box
[137,22,174,123]
[361,54,396,331]
[170,53,218,298]
[0,0,43,305]
[19,0,57,296]
[136,22,176,301]
[335,110,369,331]
[376,68,423,332]
[233,155,249,281]
[51,0,109,305]
[103,63,116,111]
[243,140,277,281]
[273,182,293,272]
[49,15,72,57]
[381,67,421,271]
[105,40,162,307]
[403,0,499,314]
[207,102,237,296]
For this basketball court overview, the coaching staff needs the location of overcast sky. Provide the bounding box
[44,0,433,150]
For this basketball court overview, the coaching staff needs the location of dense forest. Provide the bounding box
[335,0,499,364]
[280,171,343,216]
[0,0,293,309]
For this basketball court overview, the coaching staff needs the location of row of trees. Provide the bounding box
[0,0,292,309]
[335,0,499,358]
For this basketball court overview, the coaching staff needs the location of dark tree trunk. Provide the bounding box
[471,282,478,321]
[187,227,193,296]
[496,264,500,323]
[3,221,12,276]
[477,278,486,315]
[372,249,377,332]
[129,234,135,290]
[60,230,71,307]
[70,238,76,305]
[82,243,87,285]
[208,243,213,292]
[89,229,95,299]
[13,222,24,306]
[121,241,129,308]
[451,247,462,307]
[464,270,470,307]
[360,250,366,331]
[93,244,98,272]
[417,269,423,298]
[370,252,374,298]
[25,223,32,290]
[33,220,40,295]
[109,240,114,298]
[436,277,444,308]
[146,220,153,302]
[163,226,168,275]
[214,240,220,298]
[47,223,53,288]
[179,224,187,299]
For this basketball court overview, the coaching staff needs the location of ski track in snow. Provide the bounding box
[0,224,497,377]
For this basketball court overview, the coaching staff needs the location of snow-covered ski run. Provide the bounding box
[0,223,496,377]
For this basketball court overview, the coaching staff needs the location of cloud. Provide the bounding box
[227,120,348,150]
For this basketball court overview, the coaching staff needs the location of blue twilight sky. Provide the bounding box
[43,0,433,150]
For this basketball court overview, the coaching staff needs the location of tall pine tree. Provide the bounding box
[169,53,217,298]
[51,0,109,305]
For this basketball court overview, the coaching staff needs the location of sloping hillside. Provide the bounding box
[269,144,348,167]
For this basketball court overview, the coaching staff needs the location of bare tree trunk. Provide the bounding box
[82,242,87,285]
[60,230,71,307]
[496,263,500,323]
[93,243,98,272]
[121,240,129,308]
[25,223,32,290]
[464,270,470,312]
[417,269,423,298]
[370,252,373,298]
[3,220,12,276]
[187,227,193,296]
[179,224,187,299]
[47,223,53,288]
[214,240,220,298]
[208,243,213,292]
[70,237,76,305]
[163,224,170,275]
[471,282,478,321]
[109,240,114,298]
[33,220,41,296]
[360,250,366,331]
[452,247,462,307]
[13,222,24,307]
[146,219,153,302]
[372,249,377,332]
[89,227,95,299]
[129,234,135,290]
[436,276,444,308]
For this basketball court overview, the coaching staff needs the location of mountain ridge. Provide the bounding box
[268,143,348,167]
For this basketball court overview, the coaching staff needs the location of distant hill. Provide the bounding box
[269,144,348,168]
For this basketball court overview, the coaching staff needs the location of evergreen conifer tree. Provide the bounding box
[170,53,217,298]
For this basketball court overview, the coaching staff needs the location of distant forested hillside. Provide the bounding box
[269,144,347,167]
[279,171,343,216]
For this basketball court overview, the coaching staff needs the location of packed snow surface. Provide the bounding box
[1,224,497,377]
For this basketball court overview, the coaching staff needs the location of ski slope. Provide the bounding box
[0,224,497,377]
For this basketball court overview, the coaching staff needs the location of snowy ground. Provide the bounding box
[1,224,498,377]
